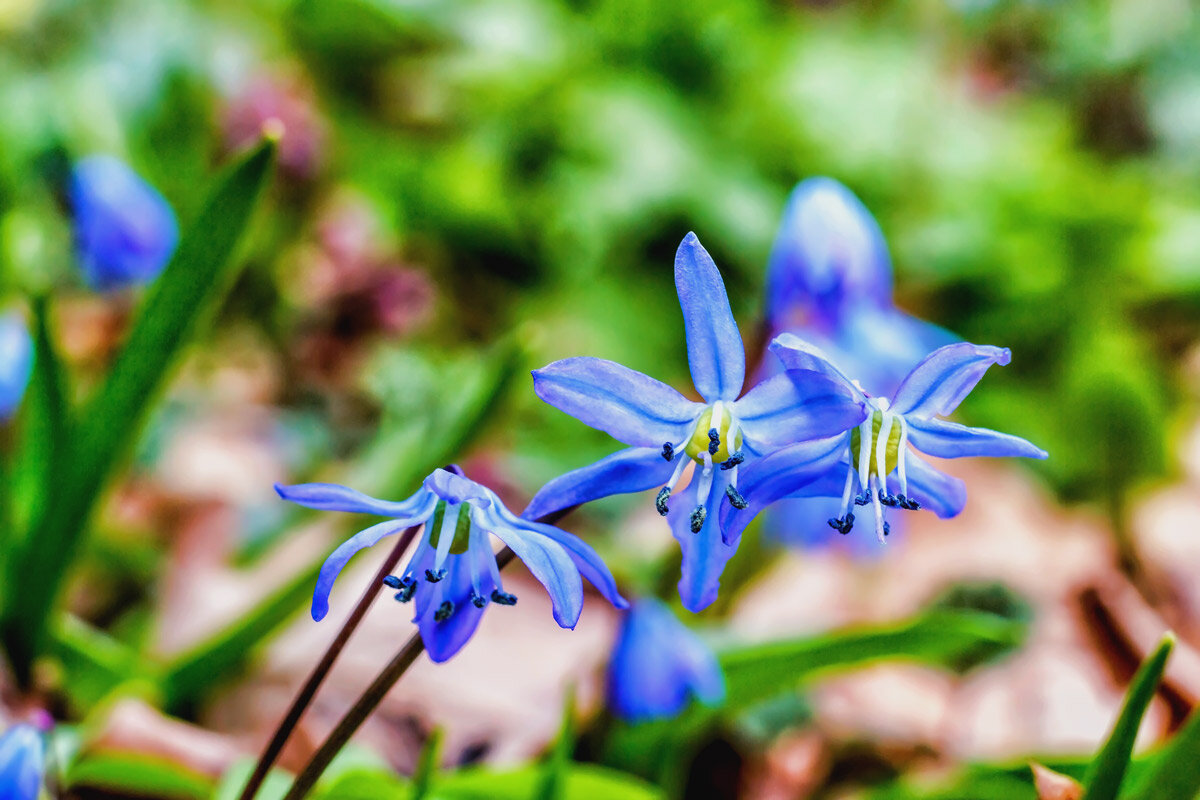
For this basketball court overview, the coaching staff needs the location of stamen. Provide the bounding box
[854,492,870,506]
[470,592,489,608]
[725,484,748,510]
[424,568,446,583]
[875,412,894,498]
[838,465,856,518]
[689,505,706,533]
[661,442,674,461]
[856,414,873,490]
[434,601,454,622]
[879,490,900,508]
[868,475,887,545]
[432,501,460,574]
[491,589,517,606]
[707,428,720,455]
[389,575,417,603]
[691,451,715,532]
[382,575,403,589]
[827,513,855,534]
[719,451,744,470]
[896,416,910,497]
[899,496,921,511]
[655,487,671,516]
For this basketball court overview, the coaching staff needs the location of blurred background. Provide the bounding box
[2,0,1200,797]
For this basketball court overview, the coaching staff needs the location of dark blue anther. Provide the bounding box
[661,442,674,461]
[708,428,720,455]
[394,582,416,603]
[725,484,748,510]
[382,575,403,589]
[879,491,900,508]
[434,600,454,622]
[827,514,854,535]
[656,487,671,516]
[491,589,518,606]
[883,521,891,537]
[470,592,488,608]
[425,568,446,583]
[899,495,921,511]
[689,505,706,533]
[720,451,744,470]
[854,491,870,506]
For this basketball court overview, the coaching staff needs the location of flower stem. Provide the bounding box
[282,548,517,800]
[237,524,422,800]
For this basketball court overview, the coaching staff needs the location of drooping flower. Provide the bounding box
[0,313,33,421]
[763,177,954,396]
[722,336,1048,547]
[0,724,45,800]
[528,233,866,612]
[276,466,627,662]
[607,598,724,722]
[68,155,179,291]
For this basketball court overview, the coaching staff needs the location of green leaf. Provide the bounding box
[436,764,665,800]
[67,751,213,800]
[536,690,576,800]
[0,139,277,682]
[1124,702,1200,800]
[160,339,523,709]
[412,728,443,800]
[46,615,160,713]
[213,759,293,800]
[1081,633,1174,800]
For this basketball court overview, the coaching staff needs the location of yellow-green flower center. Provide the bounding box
[431,500,473,554]
[683,404,743,463]
[849,410,903,476]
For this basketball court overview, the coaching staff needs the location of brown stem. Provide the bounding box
[237,525,421,800]
[282,548,517,800]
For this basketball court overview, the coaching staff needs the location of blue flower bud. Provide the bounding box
[0,313,34,421]
[0,724,45,800]
[68,155,179,291]
[766,177,892,332]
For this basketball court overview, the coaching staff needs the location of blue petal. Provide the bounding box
[416,552,492,663]
[734,372,866,449]
[675,232,745,403]
[0,314,33,421]
[766,177,893,331]
[903,455,967,519]
[763,496,894,557]
[312,505,435,621]
[829,306,959,397]
[476,506,584,629]
[890,343,1011,418]
[718,436,849,546]
[276,482,432,518]
[669,472,739,612]
[607,599,725,721]
[423,468,492,507]
[907,417,1048,460]
[512,520,628,610]
[0,725,44,800]
[768,334,866,402]
[533,357,700,447]
[522,447,676,522]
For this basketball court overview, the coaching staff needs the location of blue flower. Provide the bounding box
[276,466,628,663]
[608,598,724,722]
[69,155,179,291]
[528,233,867,612]
[0,724,44,800]
[0,314,33,421]
[722,336,1048,547]
[763,178,954,397]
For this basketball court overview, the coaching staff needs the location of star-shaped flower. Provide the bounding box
[528,233,866,611]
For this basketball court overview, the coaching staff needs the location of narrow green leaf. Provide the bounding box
[437,764,664,800]
[1081,633,1174,800]
[214,759,293,800]
[46,614,159,712]
[160,340,522,709]
[410,728,442,800]
[0,139,276,681]
[67,751,212,800]
[1124,704,1200,800]
[536,690,576,800]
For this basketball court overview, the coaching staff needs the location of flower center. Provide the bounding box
[430,500,473,554]
[683,402,743,463]
[849,408,902,477]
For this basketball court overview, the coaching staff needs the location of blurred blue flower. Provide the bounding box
[0,724,44,800]
[277,466,627,662]
[69,155,179,291]
[0,313,33,421]
[763,177,954,397]
[529,232,866,612]
[722,337,1048,547]
[608,598,724,722]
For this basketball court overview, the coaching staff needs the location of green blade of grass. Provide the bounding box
[0,139,276,682]
[1081,633,1174,800]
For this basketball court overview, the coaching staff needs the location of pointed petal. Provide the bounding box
[476,506,584,629]
[416,554,491,663]
[907,417,1047,460]
[669,472,739,612]
[276,482,431,518]
[312,504,434,620]
[904,455,967,519]
[735,372,866,449]
[423,469,492,506]
[718,436,848,546]
[0,724,44,800]
[533,357,700,447]
[675,232,745,402]
[522,447,676,522]
[768,333,866,401]
[890,343,1011,417]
